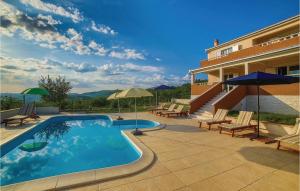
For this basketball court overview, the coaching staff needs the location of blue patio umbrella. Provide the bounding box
[224,71,299,138]
[153,85,175,105]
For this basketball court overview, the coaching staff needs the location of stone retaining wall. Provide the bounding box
[233,95,299,115]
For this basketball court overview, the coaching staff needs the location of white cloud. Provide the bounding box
[20,0,83,23]
[91,21,117,35]
[64,62,97,73]
[0,56,97,74]
[39,43,56,49]
[88,41,108,56]
[98,63,162,76]
[62,28,91,55]
[0,3,112,57]
[1,2,148,60]
[155,58,161,61]
[1,56,188,93]
[37,14,61,25]
[109,49,145,60]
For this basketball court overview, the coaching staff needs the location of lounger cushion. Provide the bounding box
[5,115,28,120]
[219,123,254,130]
[198,119,215,123]
[275,134,299,141]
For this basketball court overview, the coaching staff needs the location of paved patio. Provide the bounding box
[1,112,299,191]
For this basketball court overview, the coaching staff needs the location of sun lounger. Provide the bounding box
[276,118,300,150]
[2,103,35,127]
[148,103,167,113]
[276,135,299,150]
[218,111,257,137]
[156,104,176,115]
[198,109,231,130]
[160,105,185,117]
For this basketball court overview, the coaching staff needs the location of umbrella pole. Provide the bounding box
[135,97,137,131]
[118,99,120,115]
[257,85,260,138]
[156,91,158,106]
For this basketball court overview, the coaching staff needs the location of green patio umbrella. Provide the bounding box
[107,92,123,120]
[21,87,49,95]
[117,88,153,135]
[21,87,49,115]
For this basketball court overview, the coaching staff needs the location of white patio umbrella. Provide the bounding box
[107,92,122,119]
[117,88,153,134]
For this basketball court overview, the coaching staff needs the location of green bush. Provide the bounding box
[0,96,22,110]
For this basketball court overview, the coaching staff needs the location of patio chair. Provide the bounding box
[156,104,176,115]
[2,103,35,127]
[218,111,257,137]
[276,118,300,150]
[160,105,185,117]
[198,109,231,130]
[276,135,299,150]
[148,103,167,113]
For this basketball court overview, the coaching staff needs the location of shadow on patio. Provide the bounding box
[238,146,299,174]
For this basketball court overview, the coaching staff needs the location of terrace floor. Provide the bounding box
[1,112,299,191]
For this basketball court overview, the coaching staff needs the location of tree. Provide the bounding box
[0,96,22,110]
[91,97,109,107]
[38,75,72,109]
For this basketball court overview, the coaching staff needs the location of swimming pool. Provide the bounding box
[0,115,159,186]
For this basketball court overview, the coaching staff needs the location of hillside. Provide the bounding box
[69,90,118,99]
[1,90,118,101]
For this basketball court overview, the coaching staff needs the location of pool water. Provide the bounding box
[0,115,159,186]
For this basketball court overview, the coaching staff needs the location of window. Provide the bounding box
[289,65,300,76]
[277,66,287,75]
[220,47,233,56]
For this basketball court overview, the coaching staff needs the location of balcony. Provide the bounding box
[201,33,300,68]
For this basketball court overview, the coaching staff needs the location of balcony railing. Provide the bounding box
[257,32,300,47]
[201,33,300,68]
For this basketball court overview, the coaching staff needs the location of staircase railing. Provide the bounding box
[189,82,223,113]
[212,85,247,114]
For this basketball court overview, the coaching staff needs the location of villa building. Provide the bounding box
[189,15,299,117]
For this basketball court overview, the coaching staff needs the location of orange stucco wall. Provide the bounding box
[247,83,300,95]
[207,19,299,59]
[201,36,299,67]
[191,84,214,95]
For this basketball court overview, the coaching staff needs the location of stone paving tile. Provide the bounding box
[189,178,242,191]
[240,169,300,191]
[174,162,226,185]
[1,112,299,191]
[152,173,186,191]
[101,178,160,191]
[69,184,100,191]
[13,176,58,191]
[99,162,170,190]
[56,171,96,188]
[174,186,193,191]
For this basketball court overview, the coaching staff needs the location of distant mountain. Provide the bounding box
[68,90,118,100]
[1,90,118,101]
[81,90,117,97]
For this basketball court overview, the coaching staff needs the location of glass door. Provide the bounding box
[224,74,234,92]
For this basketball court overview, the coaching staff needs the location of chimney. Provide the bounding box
[214,39,219,47]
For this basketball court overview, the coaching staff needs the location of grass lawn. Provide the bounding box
[228,111,297,125]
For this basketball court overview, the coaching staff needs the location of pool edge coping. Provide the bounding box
[1,115,164,191]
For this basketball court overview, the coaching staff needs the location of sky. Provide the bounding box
[0,0,299,93]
